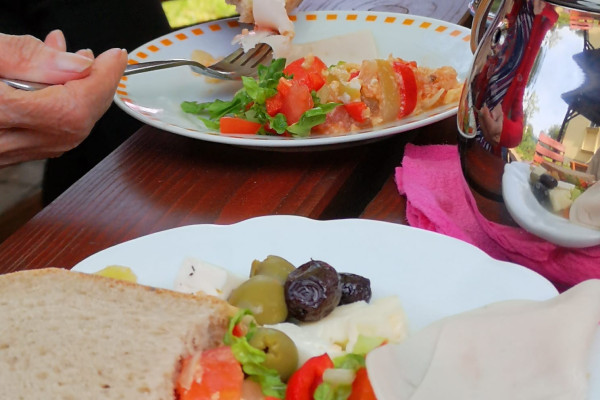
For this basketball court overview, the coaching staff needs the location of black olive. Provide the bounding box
[284,260,342,322]
[339,273,372,305]
[531,181,549,206]
[539,173,558,189]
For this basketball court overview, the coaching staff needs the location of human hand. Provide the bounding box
[477,103,503,147]
[0,30,128,166]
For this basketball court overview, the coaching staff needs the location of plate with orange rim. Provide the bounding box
[115,11,472,149]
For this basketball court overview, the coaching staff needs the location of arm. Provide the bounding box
[0,31,127,166]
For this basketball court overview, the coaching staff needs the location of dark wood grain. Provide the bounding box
[0,126,416,273]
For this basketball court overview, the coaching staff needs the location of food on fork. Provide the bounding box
[226,0,302,27]
[0,268,235,399]
[229,0,299,56]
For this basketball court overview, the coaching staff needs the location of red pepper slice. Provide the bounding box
[343,101,368,123]
[231,323,244,338]
[285,353,334,400]
[393,61,418,118]
[347,367,377,400]
[219,117,262,135]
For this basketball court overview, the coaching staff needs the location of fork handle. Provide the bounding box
[124,59,226,80]
[1,78,51,91]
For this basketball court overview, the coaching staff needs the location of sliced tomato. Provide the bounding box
[265,92,284,116]
[393,61,418,118]
[177,346,244,400]
[284,56,327,91]
[279,80,314,125]
[219,116,262,135]
[343,101,368,123]
[347,367,377,400]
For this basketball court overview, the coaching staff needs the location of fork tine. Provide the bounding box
[233,44,269,66]
[220,48,245,64]
[243,44,273,68]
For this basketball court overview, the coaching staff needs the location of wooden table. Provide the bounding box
[0,0,483,275]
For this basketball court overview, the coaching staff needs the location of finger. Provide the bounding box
[64,48,128,123]
[44,29,67,52]
[0,33,93,84]
[0,48,127,135]
[76,48,95,59]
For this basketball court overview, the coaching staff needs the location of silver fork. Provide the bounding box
[0,44,273,91]
[124,43,273,80]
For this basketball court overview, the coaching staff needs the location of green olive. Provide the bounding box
[228,275,288,325]
[250,255,296,284]
[249,327,298,382]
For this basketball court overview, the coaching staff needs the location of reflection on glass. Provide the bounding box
[458,0,600,234]
[472,0,558,157]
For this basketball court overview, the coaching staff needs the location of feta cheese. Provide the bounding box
[173,257,245,300]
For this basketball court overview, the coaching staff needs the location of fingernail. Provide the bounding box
[49,29,66,49]
[76,48,94,59]
[53,52,94,73]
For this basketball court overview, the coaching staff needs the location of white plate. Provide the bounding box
[71,215,557,327]
[71,215,599,397]
[503,161,600,248]
[115,11,472,149]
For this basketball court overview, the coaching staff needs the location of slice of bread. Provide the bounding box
[0,268,237,400]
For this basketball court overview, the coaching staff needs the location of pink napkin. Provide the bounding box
[396,144,600,292]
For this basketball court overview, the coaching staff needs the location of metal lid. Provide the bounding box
[545,0,600,13]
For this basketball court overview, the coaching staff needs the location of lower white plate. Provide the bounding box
[72,215,598,397]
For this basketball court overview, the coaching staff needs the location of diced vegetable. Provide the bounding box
[225,310,287,399]
[347,368,377,400]
[343,102,368,123]
[176,346,244,400]
[393,61,418,118]
[374,59,400,123]
[278,80,314,125]
[285,353,334,400]
[284,56,327,91]
[220,116,262,134]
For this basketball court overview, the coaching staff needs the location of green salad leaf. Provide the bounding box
[181,57,340,137]
[225,309,287,399]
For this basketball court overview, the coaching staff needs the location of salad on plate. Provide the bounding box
[181,54,462,138]
[94,252,600,400]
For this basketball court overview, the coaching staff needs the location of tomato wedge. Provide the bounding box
[393,61,418,118]
[219,116,262,135]
[284,56,327,91]
[278,80,314,125]
[177,346,244,400]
